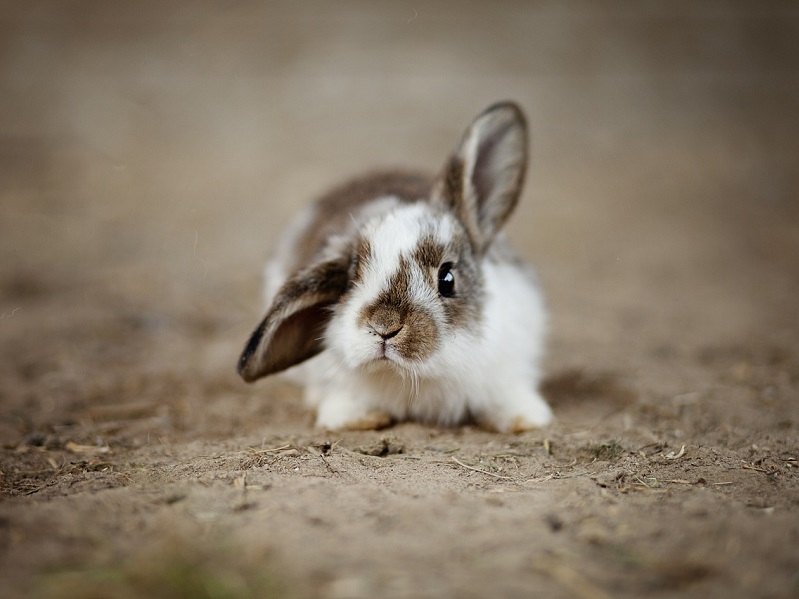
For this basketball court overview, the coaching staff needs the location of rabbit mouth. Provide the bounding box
[362,343,411,372]
[374,342,398,363]
[379,339,394,359]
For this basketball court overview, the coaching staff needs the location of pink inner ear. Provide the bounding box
[471,131,503,205]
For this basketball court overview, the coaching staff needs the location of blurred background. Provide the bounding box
[2,5,798,595]
[1,0,798,407]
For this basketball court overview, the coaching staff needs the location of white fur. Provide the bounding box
[311,253,552,431]
[329,203,456,371]
[266,200,552,432]
[255,103,552,431]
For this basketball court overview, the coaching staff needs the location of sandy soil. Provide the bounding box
[1,2,798,597]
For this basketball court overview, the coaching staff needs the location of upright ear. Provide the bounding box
[437,101,528,253]
[237,258,350,382]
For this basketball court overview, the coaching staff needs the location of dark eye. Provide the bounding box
[438,262,455,297]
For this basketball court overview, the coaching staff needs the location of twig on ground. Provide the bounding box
[451,457,513,480]
[664,444,686,460]
[742,463,778,475]
[318,453,338,474]
[249,444,293,455]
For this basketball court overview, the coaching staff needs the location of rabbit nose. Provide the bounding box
[372,323,403,340]
[366,307,404,340]
[379,325,402,340]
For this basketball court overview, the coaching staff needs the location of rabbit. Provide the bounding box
[238,101,553,432]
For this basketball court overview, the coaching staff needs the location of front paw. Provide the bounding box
[315,395,393,431]
[479,391,554,433]
[505,414,552,433]
[337,411,393,431]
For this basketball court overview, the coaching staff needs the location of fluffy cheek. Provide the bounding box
[324,299,377,368]
[390,310,439,362]
[325,296,442,369]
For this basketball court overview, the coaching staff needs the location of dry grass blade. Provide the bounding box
[451,457,513,480]
[664,445,686,460]
[65,441,111,454]
[249,444,293,455]
[317,453,338,474]
[741,463,778,475]
[24,479,58,496]
[527,468,592,483]
[741,463,767,473]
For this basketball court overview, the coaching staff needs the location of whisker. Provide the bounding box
[408,364,421,408]
[319,352,348,382]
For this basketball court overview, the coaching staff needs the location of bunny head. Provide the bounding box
[238,102,530,392]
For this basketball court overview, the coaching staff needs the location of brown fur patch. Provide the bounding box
[350,237,372,283]
[398,309,438,360]
[359,256,411,334]
[408,227,485,331]
[375,256,411,313]
[358,257,440,362]
[411,235,445,287]
[288,171,432,276]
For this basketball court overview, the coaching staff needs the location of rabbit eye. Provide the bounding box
[438,263,455,297]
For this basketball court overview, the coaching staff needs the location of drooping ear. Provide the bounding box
[237,258,350,382]
[437,101,528,253]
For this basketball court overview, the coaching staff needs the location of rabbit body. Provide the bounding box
[239,102,553,431]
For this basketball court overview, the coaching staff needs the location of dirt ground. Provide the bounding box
[1,2,798,598]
